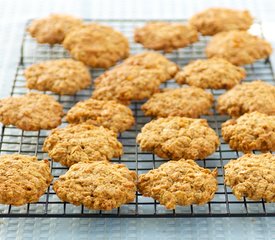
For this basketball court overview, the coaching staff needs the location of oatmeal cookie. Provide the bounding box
[24,59,91,95]
[63,23,129,68]
[0,154,52,206]
[189,8,253,36]
[224,153,275,202]
[134,22,198,53]
[53,161,137,210]
[222,112,275,152]
[136,117,219,160]
[27,14,82,44]
[217,80,275,117]
[0,92,63,131]
[206,30,272,65]
[138,160,218,209]
[175,58,246,89]
[43,124,123,167]
[141,87,213,118]
[66,99,134,133]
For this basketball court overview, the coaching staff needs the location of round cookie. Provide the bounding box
[189,8,253,36]
[92,65,162,104]
[66,99,134,133]
[206,31,272,66]
[134,22,199,53]
[217,80,275,117]
[224,153,275,202]
[63,23,129,68]
[122,52,179,82]
[0,154,53,206]
[136,117,220,160]
[27,14,82,44]
[175,58,246,89]
[222,112,275,153]
[141,87,214,118]
[43,124,123,167]
[53,161,137,210]
[0,92,63,131]
[24,59,91,95]
[138,160,218,209]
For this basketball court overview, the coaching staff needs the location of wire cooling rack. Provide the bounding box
[0,19,275,218]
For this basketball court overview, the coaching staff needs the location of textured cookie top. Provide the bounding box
[24,59,91,95]
[224,153,275,202]
[136,117,219,160]
[63,23,129,68]
[217,80,275,117]
[222,112,275,153]
[0,154,52,206]
[28,14,82,44]
[138,160,218,209]
[92,65,162,104]
[123,52,179,82]
[141,87,214,118]
[206,31,272,65]
[0,92,63,131]
[53,161,137,210]
[189,8,253,36]
[134,22,198,53]
[175,58,246,89]
[43,123,123,167]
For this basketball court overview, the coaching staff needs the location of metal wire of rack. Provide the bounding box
[0,19,275,218]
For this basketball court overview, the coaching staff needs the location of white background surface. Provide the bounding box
[0,0,275,239]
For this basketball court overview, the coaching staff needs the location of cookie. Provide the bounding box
[206,31,272,65]
[189,8,253,36]
[224,153,275,202]
[138,160,218,209]
[92,65,162,104]
[27,14,82,44]
[141,87,213,118]
[0,154,52,206]
[66,99,134,133]
[63,23,129,68]
[134,22,198,53]
[222,112,275,153]
[24,59,91,95]
[175,58,246,89]
[43,124,123,167]
[0,92,63,131]
[123,52,179,82]
[53,161,137,210]
[217,80,275,117]
[136,117,219,160]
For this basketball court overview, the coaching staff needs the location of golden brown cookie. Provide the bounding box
[141,87,213,118]
[206,31,272,65]
[224,153,275,202]
[175,58,246,89]
[138,160,218,209]
[122,52,179,82]
[92,65,162,104]
[137,117,219,160]
[0,154,52,206]
[53,161,137,210]
[63,23,129,68]
[27,14,82,44]
[217,80,275,117]
[222,112,275,153]
[66,99,134,133]
[134,22,198,53]
[24,59,91,95]
[0,93,63,131]
[189,8,253,36]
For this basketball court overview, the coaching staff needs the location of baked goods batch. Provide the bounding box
[0,8,274,211]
